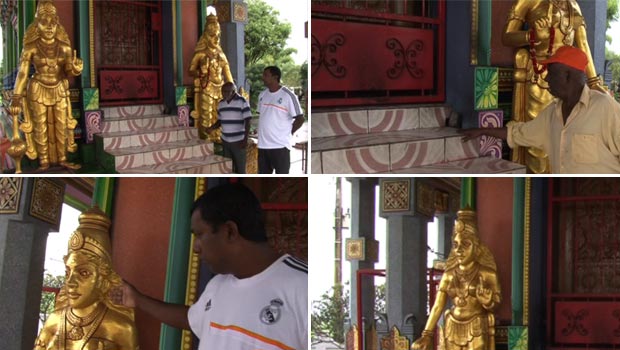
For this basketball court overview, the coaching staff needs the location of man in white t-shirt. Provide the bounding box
[257,66,305,174]
[113,183,308,350]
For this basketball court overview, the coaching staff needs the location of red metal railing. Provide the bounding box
[311,0,446,107]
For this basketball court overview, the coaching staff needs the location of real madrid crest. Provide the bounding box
[260,298,283,325]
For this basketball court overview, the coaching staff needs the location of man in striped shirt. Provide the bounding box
[206,82,252,173]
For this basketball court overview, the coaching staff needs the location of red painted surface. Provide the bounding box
[490,1,515,66]
[553,301,620,345]
[55,1,77,87]
[112,178,175,350]
[99,69,160,102]
[182,1,200,86]
[477,178,513,323]
[312,1,446,107]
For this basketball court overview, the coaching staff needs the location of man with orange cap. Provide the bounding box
[462,45,620,173]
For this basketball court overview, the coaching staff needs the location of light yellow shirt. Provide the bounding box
[507,85,620,173]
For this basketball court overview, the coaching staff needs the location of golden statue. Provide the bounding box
[189,9,234,142]
[34,207,139,350]
[502,0,605,174]
[9,0,82,171]
[412,208,501,350]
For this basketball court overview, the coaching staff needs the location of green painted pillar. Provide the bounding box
[175,0,184,85]
[460,178,476,209]
[77,0,91,87]
[512,178,525,324]
[200,0,208,30]
[24,0,35,26]
[92,178,115,215]
[477,0,492,66]
[17,1,23,55]
[7,26,13,72]
[159,178,196,350]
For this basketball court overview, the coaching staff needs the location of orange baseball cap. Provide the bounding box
[539,46,588,72]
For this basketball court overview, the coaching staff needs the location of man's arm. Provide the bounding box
[114,281,190,330]
[291,115,305,135]
[460,128,507,142]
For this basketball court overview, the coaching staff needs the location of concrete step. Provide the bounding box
[101,114,179,133]
[385,157,526,174]
[311,127,479,173]
[97,127,199,151]
[101,104,164,119]
[116,154,232,174]
[104,139,214,170]
[311,106,453,138]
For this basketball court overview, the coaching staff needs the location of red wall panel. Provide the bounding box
[112,178,175,350]
[477,178,514,323]
[182,1,200,86]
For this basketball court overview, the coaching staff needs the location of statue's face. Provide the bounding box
[207,24,221,47]
[37,14,58,41]
[453,233,475,266]
[65,252,100,309]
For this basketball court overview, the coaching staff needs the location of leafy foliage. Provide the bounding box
[311,284,387,346]
[39,272,65,325]
[607,0,620,44]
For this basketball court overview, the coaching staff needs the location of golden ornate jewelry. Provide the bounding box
[66,304,105,341]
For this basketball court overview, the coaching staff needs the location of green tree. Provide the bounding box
[311,284,387,346]
[39,272,65,325]
[607,0,620,44]
[244,0,301,109]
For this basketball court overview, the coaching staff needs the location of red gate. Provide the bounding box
[95,0,163,106]
[311,0,446,107]
[547,179,620,349]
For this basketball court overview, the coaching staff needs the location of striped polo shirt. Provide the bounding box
[217,94,252,143]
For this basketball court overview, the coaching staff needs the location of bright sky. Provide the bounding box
[44,204,81,277]
[261,0,309,65]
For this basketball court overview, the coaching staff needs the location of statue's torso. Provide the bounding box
[28,41,70,85]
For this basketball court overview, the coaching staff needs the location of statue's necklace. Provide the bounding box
[66,303,104,341]
[454,265,479,307]
[36,40,60,73]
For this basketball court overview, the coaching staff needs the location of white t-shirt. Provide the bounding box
[188,254,308,350]
[257,86,303,149]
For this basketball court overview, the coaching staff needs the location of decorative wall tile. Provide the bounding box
[30,179,64,228]
[176,87,187,106]
[85,110,103,144]
[178,105,190,127]
[508,326,528,350]
[82,88,100,111]
[474,67,498,110]
[478,110,503,158]
[382,179,410,212]
[0,178,22,213]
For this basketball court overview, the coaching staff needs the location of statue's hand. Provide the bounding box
[591,83,608,94]
[476,275,493,306]
[9,96,22,116]
[411,333,433,350]
[71,50,83,74]
[533,17,552,40]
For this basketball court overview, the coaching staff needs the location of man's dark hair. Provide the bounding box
[264,66,281,83]
[191,183,267,242]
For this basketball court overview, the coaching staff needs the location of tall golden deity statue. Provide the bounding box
[412,208,501,350]
[34,207,139,350]
[189,10,234,142]
[502,0,605,174]
[9,0,82,171]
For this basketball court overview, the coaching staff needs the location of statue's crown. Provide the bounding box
[36,0,57,17]
[454,206,478,235]
[207,14,219,24]
[68,206,112,262]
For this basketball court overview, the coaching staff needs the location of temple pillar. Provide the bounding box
[216,0,248,87]
[436,212,455,260]
[379,179,432,342]
[346,178,377,333]
[0,178,65,350]
[578,0,607,76]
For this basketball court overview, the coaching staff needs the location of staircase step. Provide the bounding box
[311,127,478,173]
[385,157,527,174]
[312,106,452,138]
[101,104,164,119]
[101,114,179,133]
[116,154,232,174]
[97,127,199,151]
[105,139,214,170]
